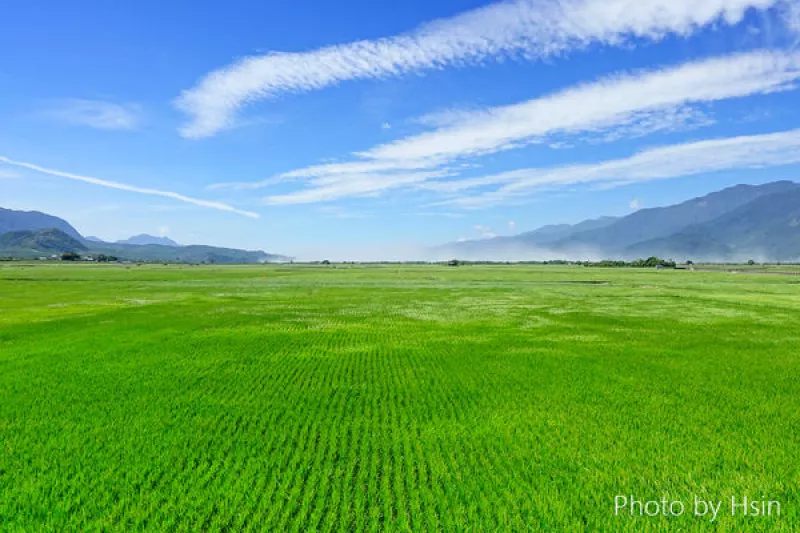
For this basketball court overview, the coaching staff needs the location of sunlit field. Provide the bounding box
[1,263,798,531]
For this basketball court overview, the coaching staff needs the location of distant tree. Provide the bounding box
[686,260,694,266]
[447,259,460,267]
[747,259,756,266]
[60,251,80,261]
[321,259,331,265]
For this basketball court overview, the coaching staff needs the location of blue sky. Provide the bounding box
[2,0,800,259]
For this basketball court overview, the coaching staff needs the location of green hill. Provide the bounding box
[0,206,291,263]
[558,181,799,253]
[0,229,87,256]
[627,186,800,261]
[0,208,83,240]
[88,242,285,264]
[0,228,290,262]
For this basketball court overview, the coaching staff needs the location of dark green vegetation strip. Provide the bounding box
[1,264,798,531]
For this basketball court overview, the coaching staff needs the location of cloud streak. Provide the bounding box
[0,156,260,218]
[177,0,784,138]
[42,99,142,130]
[434,128,800,207]
[256,50,800,205]
[360,50,800,162]
[264,170,453,205]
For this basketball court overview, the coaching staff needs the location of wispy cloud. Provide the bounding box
[0,170,20,179]
[248,50,800,205]
[785,0,800,35]
[318,205,372,219]
[474,225,497,238]
[176,0,785,138]
[42,99,142,130]
[209,158,447,191]
[435,128,800,208]
[0,156,259,218]
[264,170,453,205]
[360,50,799,162]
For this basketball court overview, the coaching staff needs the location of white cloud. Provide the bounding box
[785,1,800,34]
[361,50,800,162]
[43,99,141,130]
[0,170,20,179]
[246,50,800,204]
[381,122,392,130]
[0,156,259,218]
[474,225,497,238]
[437,128,800,207]
[264,170,453,205]
[508,220,517,231]
[630,199,641,210]
[176,0,784,138]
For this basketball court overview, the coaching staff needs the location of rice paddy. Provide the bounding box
[1,263,798,531]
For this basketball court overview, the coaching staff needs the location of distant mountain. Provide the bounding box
[556,181,799,253]
[432,181,800,262]
[84,236,106,243]
[433,216,618,259]
[0,207,290,263]
[627,186,800,261]
[91,242,289,264]
[0,229,87,254]
[0,207,82,240]
[516,216,619,246]
[117,234,179,246]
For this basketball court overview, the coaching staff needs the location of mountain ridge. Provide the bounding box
[0,229,88,254]
[0,207,83,240]
[0,207,290,263]
[116,234,180,247]
[626,186,800,261]
[556,181,799,252]
[435,181,800,262]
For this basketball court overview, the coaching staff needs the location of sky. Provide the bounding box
[2,0,800,260]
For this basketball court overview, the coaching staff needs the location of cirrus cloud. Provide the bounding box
[42,99,142,130]
[249,50,800,206]
[176,0,786,138]
[0,156,259,218]
[433,128,800,208]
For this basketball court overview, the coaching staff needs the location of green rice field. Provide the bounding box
[1,263,798,531]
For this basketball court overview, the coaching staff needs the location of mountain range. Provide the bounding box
[0,207,83,240]
[434,181,800,262]
[0,209,290,263]
[115,234,181,246]
[4,181,799,263]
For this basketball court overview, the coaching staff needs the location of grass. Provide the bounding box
[1,263,798,531]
